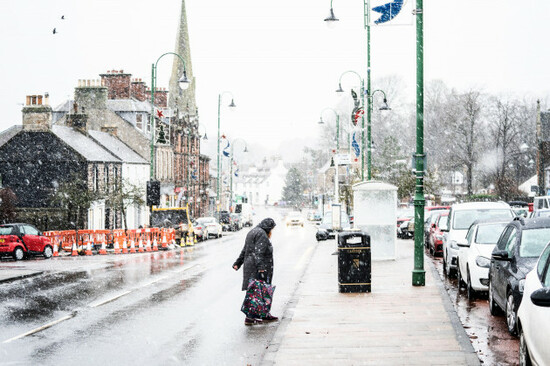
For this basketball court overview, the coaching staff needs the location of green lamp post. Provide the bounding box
[150,52,190,179]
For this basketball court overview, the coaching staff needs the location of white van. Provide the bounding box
[533,196,550,211]
[442,202,515,277]
[235,203,253,227]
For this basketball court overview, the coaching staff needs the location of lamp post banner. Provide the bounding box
[368,0,413,26]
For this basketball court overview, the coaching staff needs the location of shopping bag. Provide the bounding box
[241,279,276,319]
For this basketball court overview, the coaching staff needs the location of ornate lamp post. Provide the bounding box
[150,52,190,179]
[217,92,236,212]
[336,71,390,180]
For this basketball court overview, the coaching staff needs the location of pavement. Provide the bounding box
[0,268,43,284]
[262,238,481,366]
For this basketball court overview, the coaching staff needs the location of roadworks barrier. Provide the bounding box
[43,227,177,256]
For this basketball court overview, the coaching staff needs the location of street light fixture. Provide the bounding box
[217,91,236,213]
[229,138,248,211]
[336,71,390,180]
[150,52,189,180]
[324,7,339,28]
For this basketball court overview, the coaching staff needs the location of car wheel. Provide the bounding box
[466,269,476,301]
[506,292,518,336]
[443,252,448,277]
[429,243,434,256]
[488,281,501,315]
[457,263,464,289]
[13,247,25,261]
[519,327,533,366]
[43,245,53,259]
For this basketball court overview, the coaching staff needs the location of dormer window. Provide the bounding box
[136,114,143,130]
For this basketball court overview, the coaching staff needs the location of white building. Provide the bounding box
[234,158,288,206]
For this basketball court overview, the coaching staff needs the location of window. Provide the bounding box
[114,166,119,191]
[22,225,39,235]
[104,165,109,192]
[544,260,550,287]
[475,223,508,244]
[497,226,513,250]
[452,209,513,230]
[94,165,99,192]
[136,113,143,130]
[519,228,550,258]
[504,228,517,257]
[537,244,550,280]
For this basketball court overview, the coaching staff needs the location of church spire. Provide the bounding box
[169,0,197,118]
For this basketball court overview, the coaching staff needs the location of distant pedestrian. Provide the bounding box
[233,218,278,325]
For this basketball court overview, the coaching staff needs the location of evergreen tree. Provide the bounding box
[282,166,306,207]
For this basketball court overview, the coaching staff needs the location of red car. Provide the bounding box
[0,223,53,260]
[427,212,449,256]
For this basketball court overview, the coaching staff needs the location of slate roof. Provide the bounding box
[0,125,23,149]
[88,130,148,164]
[52,126,120,163]
[107,99,151,113]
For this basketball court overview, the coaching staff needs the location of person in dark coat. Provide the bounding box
[233,217,278,325]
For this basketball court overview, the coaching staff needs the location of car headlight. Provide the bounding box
[449,240,458,250]
[519,279,525,294]
[475,256,491,268]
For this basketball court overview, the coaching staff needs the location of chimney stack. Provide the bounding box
[22,94,52,131]
[100,69,132,99]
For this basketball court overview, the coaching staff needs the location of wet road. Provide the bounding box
[427,247,520,366]
[0,208,317,366]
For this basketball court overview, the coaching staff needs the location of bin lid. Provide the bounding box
[338,231,370,247]
[352,180,397,192]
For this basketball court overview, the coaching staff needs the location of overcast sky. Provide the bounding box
[1,0,549,160]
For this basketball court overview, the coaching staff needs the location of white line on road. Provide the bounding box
[294,245,314,271]
[3,312,77,344]
[88,290,132,308]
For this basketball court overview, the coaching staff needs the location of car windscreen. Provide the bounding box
[0,226,15,235]
[520,227,550,257]
[452,209,513,230]
[475,223,507,244]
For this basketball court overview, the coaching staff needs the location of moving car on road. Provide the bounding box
[489,217,550,335]
[0,223,53,260]
[316,211,351,241]
[442,201,515,277]
[457,220,508,299]
[286,211,304,227]
[517,242,550,366]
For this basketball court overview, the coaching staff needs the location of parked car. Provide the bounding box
[457,219,509,299]
[316,211,351,241]
[489,217,550,335]
[286,211,304,227]
[398,219,413,239]
[442,202,515,277]
[396,207,413,238]
[230,213,243,231]
[517,242,550,366]
[427,211,449,257]
[215,211,231,231]
[0,223,53,260]
[234,203,253,227]
[194,217,223,240]
[424,209,450,247]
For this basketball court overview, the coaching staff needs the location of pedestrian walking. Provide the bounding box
[233,218,278,325]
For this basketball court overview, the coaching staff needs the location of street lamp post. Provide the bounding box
[228,138,248,211]
[318,108,340,150]
[336,71,390,180]
[150,52,190,179]
[217,92,236,212]
[412,0,425,286]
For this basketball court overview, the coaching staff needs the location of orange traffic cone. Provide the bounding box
[113,240,121,254]
[129,239,136,253]
[98,240,107,255]
[71,241,78,256]
[122,238,128,254]
[138,238,144,253]
[145,238,151,252]
[161,234,168,249]
[85,241,93,256]
[152,238,158,252]
[53,242,59,257]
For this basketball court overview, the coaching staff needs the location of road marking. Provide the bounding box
[3,312,76,343]
[88,290,132,308]
[294,246,314,271]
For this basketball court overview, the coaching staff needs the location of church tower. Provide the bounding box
[169,0,197,120]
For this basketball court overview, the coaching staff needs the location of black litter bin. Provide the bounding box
[338,231,371,293]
